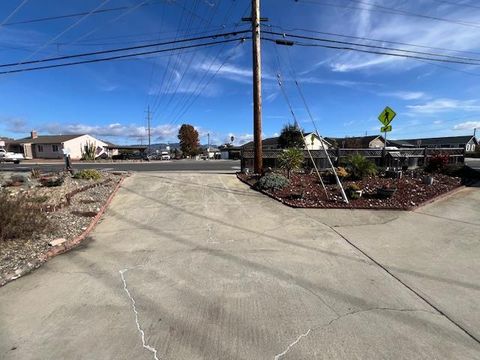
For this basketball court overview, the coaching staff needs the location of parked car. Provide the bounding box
[161,151,171,160]
[0,148,24,164]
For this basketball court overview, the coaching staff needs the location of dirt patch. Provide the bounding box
[238,170,462,210]
[0,171,126,286]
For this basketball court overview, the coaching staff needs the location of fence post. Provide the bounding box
[423,148,428,167]
[336,148,340,166]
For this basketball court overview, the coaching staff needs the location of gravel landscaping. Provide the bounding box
[0,170,126,286]
[238,169,463,209]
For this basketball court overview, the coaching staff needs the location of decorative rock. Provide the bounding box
[48,238,67,247]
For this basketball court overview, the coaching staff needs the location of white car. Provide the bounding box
[161,152,171,160]
[0,148,24,164]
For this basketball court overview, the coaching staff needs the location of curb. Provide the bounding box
[0,177,125,287]
[236,173,464,211]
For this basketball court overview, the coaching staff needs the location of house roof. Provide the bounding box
[242,137,279,148]
[16,134,85,144]
[395,135,477,146]
[325,135,384,148]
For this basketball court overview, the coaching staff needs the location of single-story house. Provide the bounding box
[325,135,385,149]
[393,135,478,153]
[14,131,114,160]
[219,145,242,160]
[242,133,331,150]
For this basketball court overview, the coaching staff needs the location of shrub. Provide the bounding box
[0,191,49,241]
[73,169,102,181]
[346,184,362,199]
[344,154,377,180]
[278,148,304,178]
[256,173,289,191]
[81,141,97,161]
[336,167,349,178]
[426,153,449,173]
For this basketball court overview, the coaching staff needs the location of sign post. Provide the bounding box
[378,106,396,149]
[378,106,396,165]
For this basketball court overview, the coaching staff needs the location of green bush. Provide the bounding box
[256,173,289,191]
[278,148,304,178]
[73,169,102,181]
[81,141,97,161]
[344,154,377,180]
[0,191,49,241]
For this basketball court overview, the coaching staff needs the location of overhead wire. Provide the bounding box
[262,30,480,64]
[16,0,112,64]
[166,0,246,125]
[262,23,480,57]
[0,0,30,28]
[0,30,249,68]
[295,0,480,29]
[0,38,248,75]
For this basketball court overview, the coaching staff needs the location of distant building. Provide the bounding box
[12,131,114,160]
[242,133,331,150]
[393,135,477,153]
[325,135,385,149]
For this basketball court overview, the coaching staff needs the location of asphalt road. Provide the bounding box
[1,172,479,359]
[465,157,480,170]
[0,159,240,173]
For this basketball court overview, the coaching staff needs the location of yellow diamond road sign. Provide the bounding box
[378,106,396,126]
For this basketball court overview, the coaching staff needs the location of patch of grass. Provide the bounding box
[73,169,102,181]
[0,191,49,241]
[27,195,49,203]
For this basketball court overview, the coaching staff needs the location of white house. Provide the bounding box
[242,133,331,150]
[15,131,113,160]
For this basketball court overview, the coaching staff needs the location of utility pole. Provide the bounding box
[252,0,263,174]
[145,105,152,151]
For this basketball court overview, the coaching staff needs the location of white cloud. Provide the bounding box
[39,122,180,141]
[381,91,426,100]
[325,3,480,73]
[453,121,480,130]
[407,99,480,114]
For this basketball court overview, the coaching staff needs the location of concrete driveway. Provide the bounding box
[1,172,479,359]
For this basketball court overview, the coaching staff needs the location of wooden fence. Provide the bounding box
[240,147,465,171]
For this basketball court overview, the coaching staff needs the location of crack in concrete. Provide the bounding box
[274,329,311,360]
[119,268,160,360]
[273,307,436,359]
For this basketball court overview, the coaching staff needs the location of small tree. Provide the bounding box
[278,124,304,149]
[345,154,377,179]
[278,148,304,178]
[178,124,199,157]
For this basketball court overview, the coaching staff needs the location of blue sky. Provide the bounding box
[1,0,480,145]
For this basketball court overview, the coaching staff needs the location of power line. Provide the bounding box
[1,1,162,27]
[17,0,112,64]
[0,38,248,75]
[0,0,30,27]
[263,32,480,65]
[262,30,480,64]
[295,0,480,29]
[262,23,480,57]
[0,30,250,68]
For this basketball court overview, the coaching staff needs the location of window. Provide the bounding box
[52,145,59,152]
[37,145,43,152]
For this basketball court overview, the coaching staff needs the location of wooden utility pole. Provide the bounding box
[252,0,263,174]
[146,105,152,150]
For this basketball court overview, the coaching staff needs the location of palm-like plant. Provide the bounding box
[345,154,377,179]
[278,148,304,178]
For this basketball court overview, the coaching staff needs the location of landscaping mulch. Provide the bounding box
[0,172,125,286]
[238,171,462,210]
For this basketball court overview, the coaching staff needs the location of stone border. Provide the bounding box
[40,179,112,212]
[0,177,126,287]
[236,173,465,211]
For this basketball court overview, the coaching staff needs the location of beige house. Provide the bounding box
[243,133,331,150]
[15,131,113,160]
[325,135,385,149]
